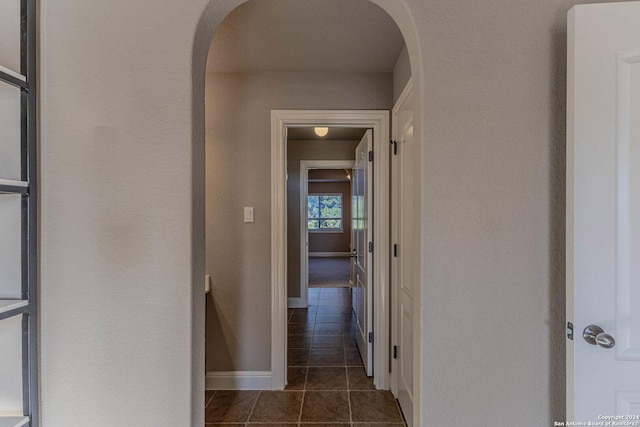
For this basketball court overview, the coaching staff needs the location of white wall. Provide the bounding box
[37,0,612,424]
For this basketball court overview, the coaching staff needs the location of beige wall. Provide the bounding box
[308,181,352,253]
[415,0,573,423]
[205,74,392,371]
[38,0,627,424]
[392,45,410,103]
[286,140,359,298]
[40,0,207,424]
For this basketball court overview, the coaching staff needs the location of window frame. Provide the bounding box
[307,192,344,233]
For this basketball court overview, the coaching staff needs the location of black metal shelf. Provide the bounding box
[0,67,28,90]
[0,0,38,425]
[0,300,29,321]
[0,180,29,194]
[0,416,30,427]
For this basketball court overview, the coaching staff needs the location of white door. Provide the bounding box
[352,129,373,375]
[391,82,415,426]
[568,2,640,421]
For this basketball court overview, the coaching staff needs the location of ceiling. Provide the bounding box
[287,127,367,141]
[206,0,405,73]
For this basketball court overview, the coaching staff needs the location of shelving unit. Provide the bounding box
[0,300,29,317]
[0,0,38,425]
[0,417,29,427]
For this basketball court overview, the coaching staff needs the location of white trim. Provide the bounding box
[287,297,306,308]
[309,252,351,257]
[271,111,288,390]
[205,371,272,390]
[390,79,419,427]
[272,110,391,391]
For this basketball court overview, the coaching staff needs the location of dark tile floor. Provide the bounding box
[205,287,406,426]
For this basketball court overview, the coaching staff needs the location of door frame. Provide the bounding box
[295,159,356,309]
[390,79,416,425]
[271,109,390,389]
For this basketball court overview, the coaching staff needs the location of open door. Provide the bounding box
[352,129,373,375]
[391,81,415,426]
[567,2,640,421]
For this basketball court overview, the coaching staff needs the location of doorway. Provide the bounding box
[201,1,420,424]
[271,110,391,389]
[296,159,357,308]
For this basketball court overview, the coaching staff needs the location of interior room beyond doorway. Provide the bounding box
[286,127,365,307]
[307,167,354,289]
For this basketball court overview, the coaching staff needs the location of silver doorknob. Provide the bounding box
[350,251,357,258]
[583,325,615,349]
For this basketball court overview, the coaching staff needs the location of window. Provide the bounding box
[308,193,343,232]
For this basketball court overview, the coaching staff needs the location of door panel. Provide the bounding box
[352,129,373,375]
[392,84,415,426]
[568,2,640,421]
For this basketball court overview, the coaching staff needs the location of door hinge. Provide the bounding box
[390,139,398,155]
[368,241,374,253]
[393,244,398,257]
[393,345,398,359]
[368,150,373,162]
[566,322,574,340]
[368,332,374,343]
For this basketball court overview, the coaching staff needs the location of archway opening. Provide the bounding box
[191,0,422,424]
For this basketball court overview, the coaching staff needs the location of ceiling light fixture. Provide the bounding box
[314,127,329,137]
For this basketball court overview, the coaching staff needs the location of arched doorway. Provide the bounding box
[192,1,423,425]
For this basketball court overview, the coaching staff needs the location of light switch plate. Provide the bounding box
[244,207,254,223]
[205,275,211,294]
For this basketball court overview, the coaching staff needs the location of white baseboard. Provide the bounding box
[205,371,272,390]
[287,297,306,308]
[309,252,351,257]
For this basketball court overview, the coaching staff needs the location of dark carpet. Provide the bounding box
[308,257,351,288]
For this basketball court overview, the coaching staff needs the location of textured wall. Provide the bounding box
[412,0,576,424]
[39,0,209,425]
[36,0,614,424]
[205,73,391,371]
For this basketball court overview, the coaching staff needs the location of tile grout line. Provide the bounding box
[204,390,216,409]
[297,300,314,425]
[299,310,311,425]
[297,351,309,424]
[346,330,354,426]
[245,390,261,424]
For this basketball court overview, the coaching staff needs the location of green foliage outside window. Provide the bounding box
[308,194,343,231]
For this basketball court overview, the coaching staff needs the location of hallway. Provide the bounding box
[204,287,406,426]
